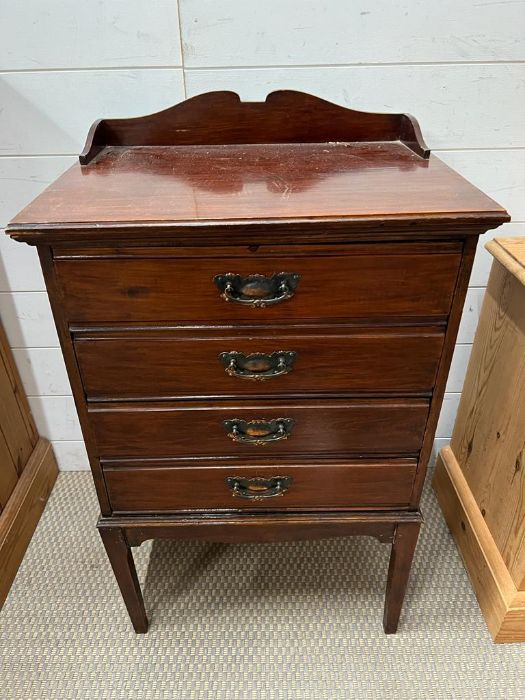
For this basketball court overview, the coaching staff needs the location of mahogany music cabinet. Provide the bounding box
[6,91,509,633]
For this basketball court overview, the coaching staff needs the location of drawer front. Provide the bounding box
[75,327,444,400]
[103,459,418,512]
[54,242,461,323]
[89,399,429,458]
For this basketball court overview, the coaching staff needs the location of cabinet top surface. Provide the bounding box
[10,143,506,228]
[486,236,525,286]
[7,91,508,237]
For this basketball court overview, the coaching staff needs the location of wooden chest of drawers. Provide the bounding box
[7,91,509,634]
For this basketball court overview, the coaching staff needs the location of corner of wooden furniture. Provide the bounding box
[433,446,525,643]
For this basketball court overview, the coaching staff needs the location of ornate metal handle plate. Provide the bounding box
[224,418,294,446]
[213,272,300,307]
[226,475,292,500]
[219,350,297,381]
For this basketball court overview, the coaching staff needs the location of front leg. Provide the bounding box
[98,526,149,633]
[383,520,421,634]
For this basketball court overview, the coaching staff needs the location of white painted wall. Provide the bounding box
[0,1,523,469]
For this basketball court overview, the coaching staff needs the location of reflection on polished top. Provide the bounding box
[12,142,505,226]
[9,90,507,230]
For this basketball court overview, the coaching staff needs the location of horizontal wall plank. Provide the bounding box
[2,1,182,70]
[180,0,525,67]
[0,292,58,348]
[0,69,185,156]
[431,438,451,468]
[446,344,472,394]
[1,67,523,155]
[51,441,89,471]
[438,150,525,222]
[27,396,82,441]
[435,150,525,286]
[185,65,525,150]
[436,393,461,439]
[0,234,44,292]
[11,348,71,396]
[0,157,75,228]
[457,287,486,345]
[470,222,525,288]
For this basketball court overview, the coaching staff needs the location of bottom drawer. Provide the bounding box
[103,459,417,512]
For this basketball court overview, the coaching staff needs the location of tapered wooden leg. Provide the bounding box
[383,521,421,634]
[98,526,149,633]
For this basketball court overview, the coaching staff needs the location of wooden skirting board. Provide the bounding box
[433,446,525,643]
[0,437,58,608]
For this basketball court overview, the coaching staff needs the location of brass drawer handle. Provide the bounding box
[226,475,292,500]
[219,350,297,381]
[224,418,294,446]
[213,272,300,307]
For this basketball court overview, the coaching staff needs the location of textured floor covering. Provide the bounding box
[0,472,524,700]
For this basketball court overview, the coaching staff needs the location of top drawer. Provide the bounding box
[53,242,462,324]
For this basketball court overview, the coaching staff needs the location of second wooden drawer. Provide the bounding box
[75,327,445,399]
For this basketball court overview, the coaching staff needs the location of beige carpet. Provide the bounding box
[0,471,524,700]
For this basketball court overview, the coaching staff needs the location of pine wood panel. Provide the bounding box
[0,431,18,511]
[450,257,525,589]
[0,323,38,473]
[0,439,58,608]
[433,447,525,643]
[0,319,57,607]
[487,237,525,286]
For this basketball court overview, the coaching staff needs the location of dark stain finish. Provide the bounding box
[53,243,462,323]
[74,326,445,400]
[103,459,418,513]
[5,90,509,635]
[79,90,431,163]
[88,398,429,459]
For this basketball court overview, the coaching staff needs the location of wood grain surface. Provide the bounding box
[88,398,429,459]
[9,144,507,231]
[79,91,430,163]
[103,458,417,513]
[0,438,58,609]
[54,243,461,323]
[450,257,525,589]
[434,447,525,643]
[74,326,444,400]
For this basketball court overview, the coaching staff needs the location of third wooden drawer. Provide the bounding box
[88,398,429,459]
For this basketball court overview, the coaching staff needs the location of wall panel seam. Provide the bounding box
[1,60,525,76]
